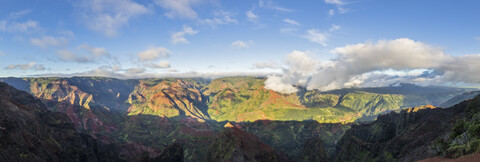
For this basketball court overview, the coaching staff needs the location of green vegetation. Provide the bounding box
[434,97,480,158]
[0,76,477,161]
[2,76,470,124]
[127,79,209,119]
[203,77,466,123]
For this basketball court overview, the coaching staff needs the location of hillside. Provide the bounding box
[205,124,284,162]
[0,76,476,161]
[203,77,470,123]
[334,95,480,161]
[0,82,152,161]
[440,90,480,108]
[1,77,471,124]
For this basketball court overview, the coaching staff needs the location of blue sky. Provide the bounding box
[0,0,480,88]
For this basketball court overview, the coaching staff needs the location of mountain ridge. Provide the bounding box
[1,76,478,161]
[1,76,475,125]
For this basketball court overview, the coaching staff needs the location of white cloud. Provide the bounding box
[438,54,480,84]
[37,67,274,79]
[329,24,341,31]
[150,60,171,69]
[246,10,259,23]
[325,0,348,15]
[303,24,340,46]
[30,36,68,49]
[77,44,109,57]
[56,50,91,63]
[231,40,254,49]
[253,61,280,69]
[265,38,480,93]
[0,51,5,56]
[75,0,150,36]
[283,18,300,26]
[304,29,328,46]
[263,51,318,93]
[259,0,294,12]
[0,10,39,33]
[200,16,238,27]
[8,10,32,19]
[328,9,335,16]
[0,19,38,33]
[280,27,297,33]
[125,68,146,74]
[337,7,348,14]
[4,62,45,70]
[55,44,109,63]
[200,11,238,27]
[154,0,202,19]
[171,25,198,44]
[325,0,345,5]
[264,75,298,94]
[313,38,450,90]
[284,51,319,76]
[138,46,170,61]
[58,30,75,38]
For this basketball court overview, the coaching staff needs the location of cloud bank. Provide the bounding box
[5,62,45,70]
[37,65,273,79]
[265,38,480,93]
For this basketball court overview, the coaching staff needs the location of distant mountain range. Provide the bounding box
[0,77,473,123]
[1,76,479,161]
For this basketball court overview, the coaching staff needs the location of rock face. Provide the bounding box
[440,90,480,108]
[127,79,209,119]
[0,77,477,161]
[0,82,122,161]
[146,143,184,162]
[0,77,471,124]
[240,120,349,160]
[334,97,480,162]
[205,126,281,162]
[299,137,329,162]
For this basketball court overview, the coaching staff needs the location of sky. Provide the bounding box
[0,0,480,92]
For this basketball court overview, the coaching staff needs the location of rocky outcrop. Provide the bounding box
[1,77,477,162]
[440,90,480,108]
[0,82,123,161]
[240,120,349,160]
[127,79,210,119]
[205,126,282,162]
[334,98,479,162]
[299,137,329,162]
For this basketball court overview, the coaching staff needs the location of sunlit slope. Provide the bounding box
[203,77,339,122]
[127,78,210,119]
[0,76,471,123]
[204,77,469,123]
[0,77,135,133]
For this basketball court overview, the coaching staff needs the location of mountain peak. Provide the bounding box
[224,122,235,128]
